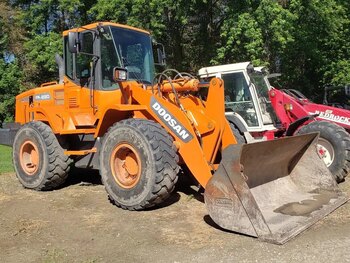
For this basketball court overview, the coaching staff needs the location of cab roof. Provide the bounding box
[198,62,252,77]
[63,22,150,36]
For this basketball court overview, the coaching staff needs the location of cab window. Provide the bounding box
[100,27,121,90]
[223,72,259,127]
[64,38,74,79]
[76,32,94,86]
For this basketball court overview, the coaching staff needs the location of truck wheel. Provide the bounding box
[13,121,72,190]
[229,123,246,144]
[100,119,179,210]
[298,121,350,182]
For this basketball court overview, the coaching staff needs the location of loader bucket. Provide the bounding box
[204,133,348,244]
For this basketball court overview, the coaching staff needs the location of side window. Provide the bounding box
[223,72,259,127]
[64,37,73,79]
[223,72,251,102]
[76,32,94,86]
[101,29,121,90]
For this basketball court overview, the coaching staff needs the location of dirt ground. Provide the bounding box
[0,170,349,263]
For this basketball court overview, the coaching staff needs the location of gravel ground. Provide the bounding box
[0,170,349,263]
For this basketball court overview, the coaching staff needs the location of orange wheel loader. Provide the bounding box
[0,22,348,244]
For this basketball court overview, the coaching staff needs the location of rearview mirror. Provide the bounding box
[152,40,166,66]
[68,32,81,53]
[113,67,128,82]
[247,63,254,74]
[157,47,166,66]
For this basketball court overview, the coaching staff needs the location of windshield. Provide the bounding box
[249,72,270,100]
[222,72,259,127]
[249,72,279,125]
[100,26,155,87]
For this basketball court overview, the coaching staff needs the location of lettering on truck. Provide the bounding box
[34,93,51,101]
[310,110,350,126]
[150,97,193,143]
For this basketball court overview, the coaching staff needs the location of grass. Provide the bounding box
[0,145,13,174]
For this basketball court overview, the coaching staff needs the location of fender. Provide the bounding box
[94,104,148,137]
[285,115,317,136]
[225,113,255,143]
[225,113,248,133]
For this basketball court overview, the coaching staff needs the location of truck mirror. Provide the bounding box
[68,32,81,53]
[153,42,166,66]
[247,63,254,74]
[113,67,128,82]
[157,47,166,66]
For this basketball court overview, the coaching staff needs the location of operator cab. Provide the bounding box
[198,62,278,134]
[64,22,165,91]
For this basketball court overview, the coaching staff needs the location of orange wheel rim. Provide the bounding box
[19,140,39,175]
[110,143,141,189]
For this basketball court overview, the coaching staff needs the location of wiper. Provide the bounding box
[139,80,151,85]
[122,57,145,84]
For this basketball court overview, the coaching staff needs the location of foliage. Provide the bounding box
[0,1,25,58]
[0,0,349,122]
[89,0,200,70]
[0,59,24,122]
[23,32,63,83]
[280,0,350,100]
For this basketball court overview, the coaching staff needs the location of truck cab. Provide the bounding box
[198,62,279,140]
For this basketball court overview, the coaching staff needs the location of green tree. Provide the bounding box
[0,60,24,122]
[0,1,25,58]
[89,0,190,70]
[213,1,295,69]
[23,32,62,84]
[0,1,25,123]
[1,0,350,123]
[89,0,226,72]
[281,0,350,100]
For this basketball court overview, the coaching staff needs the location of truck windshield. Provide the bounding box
[100,26,155,88]
[222,72,259,127]
[249,72,270,100]
[249,72,279,125]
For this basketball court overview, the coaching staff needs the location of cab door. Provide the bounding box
[63,31,98,129]
[221,71,261,130]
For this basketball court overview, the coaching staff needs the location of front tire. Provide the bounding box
[100,119,179,210]
[298,121,350,182]
[13,121,72,190]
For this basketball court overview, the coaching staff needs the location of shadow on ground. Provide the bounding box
[61,167,102,188]
[60,166,204,210]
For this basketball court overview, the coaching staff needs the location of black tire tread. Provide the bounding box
[229,122,246,144]
[102,119,179,210]
[298,121,350,182]
[16,121,72,190]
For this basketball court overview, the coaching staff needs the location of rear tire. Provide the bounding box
[100,119,179,210]
[13,121,72,190]
[298,121,350,182]
[229,123,246,144]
